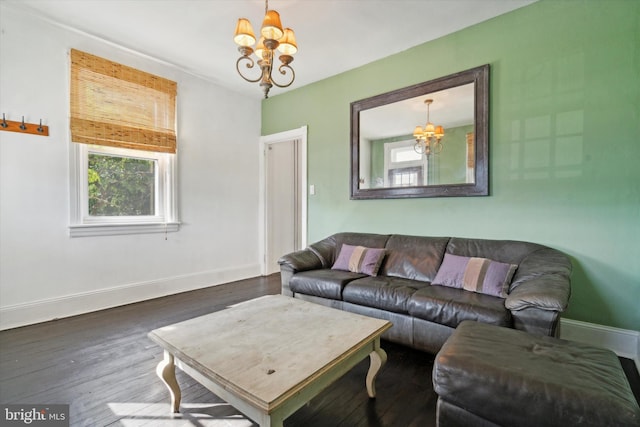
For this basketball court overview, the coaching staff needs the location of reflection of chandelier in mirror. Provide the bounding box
[233,0,298,99]
[413,99,445,156]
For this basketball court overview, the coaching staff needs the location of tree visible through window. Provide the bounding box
[88,154,156,216]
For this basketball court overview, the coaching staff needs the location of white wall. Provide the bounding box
[0,5,262,329]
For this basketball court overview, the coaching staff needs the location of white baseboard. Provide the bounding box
[0,263,261,331]
[560,318,640,372]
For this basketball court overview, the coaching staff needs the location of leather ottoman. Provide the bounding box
[433,320,640,427]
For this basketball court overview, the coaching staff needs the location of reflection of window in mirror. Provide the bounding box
[382,140,428,187]
[466,132,475,183]
[389,166,422,187]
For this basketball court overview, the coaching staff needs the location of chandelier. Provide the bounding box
[233,0,298,99]
[413,99,445,156]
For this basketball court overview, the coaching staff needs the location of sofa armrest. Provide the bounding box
[278,249,323,296]
[278,249,323,273]
[505,274,571,312]
[506,247,571,312]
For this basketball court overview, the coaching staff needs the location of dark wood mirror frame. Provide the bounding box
[350,64,489,199]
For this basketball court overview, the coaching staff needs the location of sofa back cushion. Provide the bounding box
[446,237,543,265]
[381,235,450,282]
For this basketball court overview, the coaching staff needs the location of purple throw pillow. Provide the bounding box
[432,253,518,298]
[332,244,386,276]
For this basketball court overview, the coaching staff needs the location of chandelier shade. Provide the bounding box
[254,37,266,59]
[261,10,284,40]
[233,0,297,98]
[233,18,256,47]
[278,28,298,55]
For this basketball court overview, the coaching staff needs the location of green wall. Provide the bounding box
[262,0,640,331]
[432,125,473,185]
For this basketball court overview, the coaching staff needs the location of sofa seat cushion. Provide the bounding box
[408,285,511,329]
[290,269,365,300]
[342,276,430,314]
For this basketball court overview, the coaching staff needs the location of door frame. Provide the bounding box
[259,126,308,276]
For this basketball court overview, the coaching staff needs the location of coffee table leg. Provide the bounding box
[366,338,387,398]
[156,350,182,413]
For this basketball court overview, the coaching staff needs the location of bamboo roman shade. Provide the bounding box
[70,49,177,153]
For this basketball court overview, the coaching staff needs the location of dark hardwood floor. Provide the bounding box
[0,274,637,427]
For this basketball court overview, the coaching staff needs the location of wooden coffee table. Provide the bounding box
[148,294,392,427]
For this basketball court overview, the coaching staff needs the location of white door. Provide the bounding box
[261,126,307,276]
[265,139,300,274]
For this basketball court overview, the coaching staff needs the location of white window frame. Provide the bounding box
[69,143,179,237]
[383,139,429,187]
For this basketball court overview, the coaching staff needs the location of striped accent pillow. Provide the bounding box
[432,253,518,298]
[332,244,386,276]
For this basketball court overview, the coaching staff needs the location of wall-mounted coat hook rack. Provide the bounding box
[0,113,49,136]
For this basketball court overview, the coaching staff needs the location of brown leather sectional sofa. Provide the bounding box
[279,232,572,354]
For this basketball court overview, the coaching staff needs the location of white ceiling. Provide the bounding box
[4,0,536,99]
[361,83,475,140]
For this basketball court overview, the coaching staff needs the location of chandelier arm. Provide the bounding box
[236,56,263,83]
[270,63,296,88]
[433,141,444,154]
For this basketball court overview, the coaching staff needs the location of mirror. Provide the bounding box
[350,64,489,199]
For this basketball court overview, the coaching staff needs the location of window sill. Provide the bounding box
[69,222,181,238]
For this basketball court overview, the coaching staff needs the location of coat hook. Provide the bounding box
[37,119,44,133]
[20,116,27,131]
[1,114,7,128]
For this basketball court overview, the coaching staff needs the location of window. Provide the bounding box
[383,140,428,187]
[390,146,422,163]
[389,166,423,187]
[69,49,178,237]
